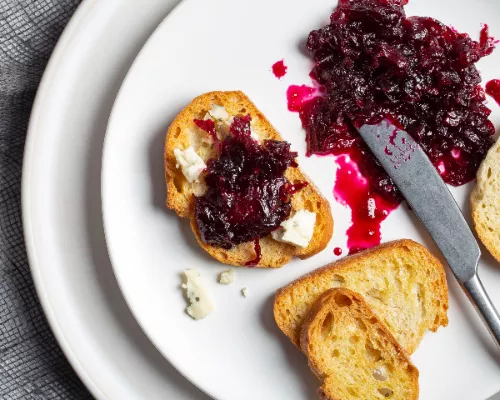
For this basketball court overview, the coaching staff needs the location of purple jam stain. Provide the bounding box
[334,154,397,254]
[333,247,343,256]
[194,115,306,259]
[385,129,417,168]
[245,238,262,267]
[286,85,317,112]
[486,79,500,106]
[287,0,496,253]
[272,59,288,79]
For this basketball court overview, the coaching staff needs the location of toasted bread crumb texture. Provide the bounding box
[301,288,419,400]
[165,91,333,268]
[471,139,500,262]
[274,239,448,353]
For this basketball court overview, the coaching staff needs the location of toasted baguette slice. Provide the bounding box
[274,239,448,354]
[301,288,419,400]
[471,138,500,262]
[165,91,333,268]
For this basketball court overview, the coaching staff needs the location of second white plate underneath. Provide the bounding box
[103,0,500,399]
[22,0,208,399]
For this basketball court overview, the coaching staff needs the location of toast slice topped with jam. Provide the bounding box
[165,91,333,267]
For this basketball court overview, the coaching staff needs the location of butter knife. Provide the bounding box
[357,119,500,347]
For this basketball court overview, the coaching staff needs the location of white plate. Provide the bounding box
[22,0,209,399]
[103,0,500,399]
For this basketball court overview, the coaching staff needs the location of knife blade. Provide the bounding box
[357,119,500,347]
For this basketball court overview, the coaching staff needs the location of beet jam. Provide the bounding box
[287,85,319,112]
[272,59,288,79]
[194,115,304,265]
[291,0,496,252]
[334,154,397,254]
[486,79,500,106]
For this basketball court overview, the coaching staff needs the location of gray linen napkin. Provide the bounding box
[0,1,92,398]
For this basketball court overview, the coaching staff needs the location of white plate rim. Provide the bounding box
[22,2,107,398]
[21,1,206,399]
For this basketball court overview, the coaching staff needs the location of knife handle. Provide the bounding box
[463,274,500,348]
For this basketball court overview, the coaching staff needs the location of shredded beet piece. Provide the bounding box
[287,181,309,196]
[194,119,216,139]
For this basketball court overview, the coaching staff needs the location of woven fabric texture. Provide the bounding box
[0,1,92,398]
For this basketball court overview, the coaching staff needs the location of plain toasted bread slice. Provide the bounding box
[165,91,333,268]
[274,239,448,354]
[471,138,500,262]
[301,288,419,400]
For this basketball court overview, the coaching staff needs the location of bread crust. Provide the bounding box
[471,138,500,262]
[274,239,449,353]
[165,91,333,267]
